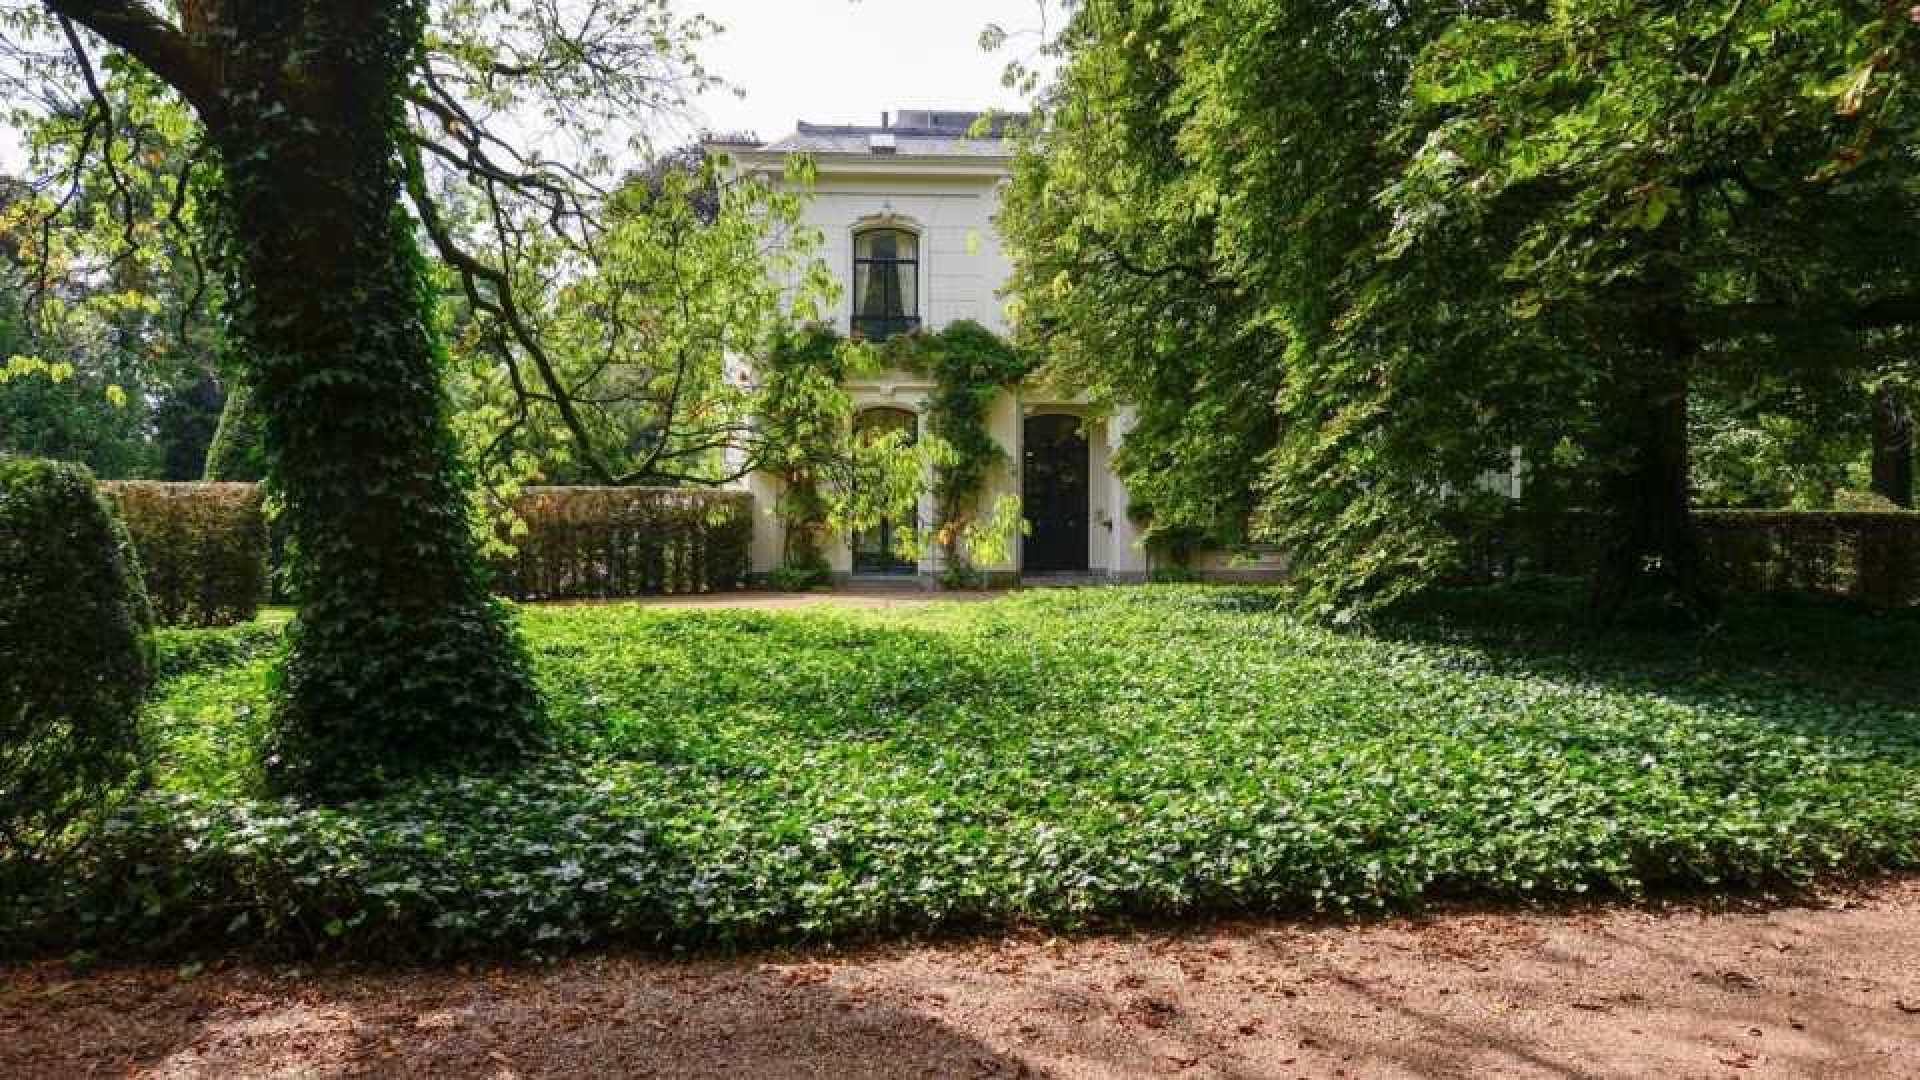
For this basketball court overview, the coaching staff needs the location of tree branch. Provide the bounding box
[42,0,218,114]
[54,15,139,264]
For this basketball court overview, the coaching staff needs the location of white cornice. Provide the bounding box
[718,149,1011,181]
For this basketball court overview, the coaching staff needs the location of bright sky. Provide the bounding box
[0,1,1057,173]
[684,0,1057,141]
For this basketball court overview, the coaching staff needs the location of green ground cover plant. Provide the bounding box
[14,586,1920,957]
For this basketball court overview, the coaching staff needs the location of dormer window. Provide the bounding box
[852,228,920,341]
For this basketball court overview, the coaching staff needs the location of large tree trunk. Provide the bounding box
[1871,384,1914,508]
[196,1,539,797]
[1591,301,1717,626]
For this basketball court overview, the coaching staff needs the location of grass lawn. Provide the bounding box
[24,585,1920,957]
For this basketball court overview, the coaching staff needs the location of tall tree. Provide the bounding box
[3,1,731,795]
[13,0,539,796]
[999,0,1283,558]
[1363,1,1920,620]
[1007,0,1920,623]
[3,1,704,798]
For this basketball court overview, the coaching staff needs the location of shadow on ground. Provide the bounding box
[6,878,1918,1079]
[1368,580,1920,707]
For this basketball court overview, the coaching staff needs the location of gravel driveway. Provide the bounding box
[6,880,1920,1078]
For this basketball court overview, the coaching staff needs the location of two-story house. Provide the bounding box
[708,110,1283,586]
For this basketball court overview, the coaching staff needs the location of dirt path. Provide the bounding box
[554,586,1003,612]
[6,881,1920,1079]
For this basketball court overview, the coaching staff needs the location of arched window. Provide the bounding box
[851,408,918,575]
[852,228,920,341]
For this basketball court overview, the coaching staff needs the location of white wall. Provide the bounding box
[729,153,1159,583]
[791,172,1013,336]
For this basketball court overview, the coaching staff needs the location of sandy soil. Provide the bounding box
[6,881,1920,1079]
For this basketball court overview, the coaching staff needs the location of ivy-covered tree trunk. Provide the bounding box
[193,1,539,797]
[1870,384,1914,508]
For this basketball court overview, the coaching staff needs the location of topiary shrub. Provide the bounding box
[0,457,152,871]
[200,383,268,483]
[101,482,269,627]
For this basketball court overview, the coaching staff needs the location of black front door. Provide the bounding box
[1023,414,1090,575]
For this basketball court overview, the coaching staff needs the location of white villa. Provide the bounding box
[708,110,1281,586]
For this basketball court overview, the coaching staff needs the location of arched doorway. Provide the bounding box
[851,407,919,576]
[1023,414,1090,575]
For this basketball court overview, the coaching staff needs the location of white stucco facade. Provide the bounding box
[710,111,1157,586]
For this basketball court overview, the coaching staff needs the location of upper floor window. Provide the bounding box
[852,228,920,341]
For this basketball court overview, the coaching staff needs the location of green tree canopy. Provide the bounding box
[1004,0,1920,621]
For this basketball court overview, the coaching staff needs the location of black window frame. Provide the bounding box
[851,227,921,341]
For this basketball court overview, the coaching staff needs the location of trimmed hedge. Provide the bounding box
[102,482,268,627]
[1489,509,1920,607]
[83,484,753,609]
[1696,511,1920,608]
[0,457,151,867]
[491,487,754,601]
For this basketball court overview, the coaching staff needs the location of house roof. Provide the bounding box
[711,110,1028,162]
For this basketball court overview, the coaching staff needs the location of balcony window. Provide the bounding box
[852,228,920,340]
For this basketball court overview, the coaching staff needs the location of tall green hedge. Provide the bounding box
[0,457,151,867]
[102,482,269,627]
[493,488,753,601]
[76,483,754,608]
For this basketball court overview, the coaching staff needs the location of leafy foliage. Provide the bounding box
[0,456,150,875]
[753,320,1035,587]
[150,618,284,682]
[0,62,229,481]
[998,4,1276,557]
[17,587,1920,957]
[887,320,1035,585]
[752,326,927,579]
[444,157,837,491]
[1004,0,1920,620]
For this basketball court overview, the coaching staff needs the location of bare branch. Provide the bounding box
[54,14,139,265]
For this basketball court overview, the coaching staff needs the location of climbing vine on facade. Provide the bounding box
[754,327,925,587]
[887,320,1035,587]
[752,320,1033,588]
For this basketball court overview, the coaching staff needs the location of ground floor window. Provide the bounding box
[852,407,919,575]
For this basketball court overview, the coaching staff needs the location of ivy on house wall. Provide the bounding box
[754,328,858,585]
[753,327,924,588]
[885,321,1036,587]
[753,321,1034,588]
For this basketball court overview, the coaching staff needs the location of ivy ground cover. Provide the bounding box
[27,586,1920,956]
